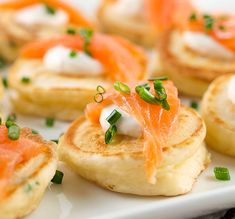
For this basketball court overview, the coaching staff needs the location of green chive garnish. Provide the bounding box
[21,77,30,84]
[153,80,167,101]
[203,14,214,31]
[106,109,122,125]
[135,85,160,105]
[69,50,77,58]
[6,120,14,128]
[7,113,16,122]
[8,125,20,140]
[66,28,76,35]
[0,57,5,69]
[94,93,103,103]
[31,129,38,134]
[51,170,64,184]
[2,77,8,88]
[114,82,130,94]
[105,125,117,144]
[148,76,168,81]
[189,12,197,21]
[214,167,230,181]
[45,118,54,127]
[0,117,2,125]
[96,85,106,94]
[45,5,56,15]
[190,101,198,110]
[51,139,59,144]
[79,28,94,56]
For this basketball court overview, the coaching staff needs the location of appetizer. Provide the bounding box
[0,120,57,219]
[202,74,235,157]
[0,0,91,63]
[59,79,210,196]
[148,0,235,96]
[8,30,147,121]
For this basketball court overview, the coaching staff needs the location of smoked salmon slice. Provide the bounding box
[85,80,180,183]
[0,125,45,201]
[20,33,146,82]
[0,0,92,27]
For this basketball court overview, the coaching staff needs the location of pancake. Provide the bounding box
[58,106,210,196]
[158,31,235,97]
[201,74,235,157]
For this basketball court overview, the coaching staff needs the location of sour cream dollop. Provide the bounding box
[100,105,142,138]
[182,31,235,60]
[228,76,235,104]
[43,46,104,75]
[111,0,143,17]
[15,4,69,27]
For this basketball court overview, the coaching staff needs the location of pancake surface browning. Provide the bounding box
[59,106,210,196]
[0,127,57,219]
[158,31,235,97]
[97,0,156,47]
[202,74,235,157]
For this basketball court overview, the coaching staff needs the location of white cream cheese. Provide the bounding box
[100,104,142,138]
[182,31,235,60]
[228,76,235,104]
[15,4,68,27]
[43,46,104,75]
[111,0,143,17]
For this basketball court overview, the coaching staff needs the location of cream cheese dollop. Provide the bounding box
[182,31,235,60]
[43,46,104,75]
[111,0,143,17]
[100,104,142,138]
[15,4,69,27]
[228,76,235,104]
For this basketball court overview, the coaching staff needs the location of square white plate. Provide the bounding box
[1,0,235,218]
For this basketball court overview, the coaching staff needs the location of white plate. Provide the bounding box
[1,0,235,218]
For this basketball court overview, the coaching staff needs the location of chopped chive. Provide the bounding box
[0,117,1,125]
[6,120,15,128]
[214,167,230,181]
[96,85,106,94]
[31,129,38,134]
[0,57,5,69]
[79,28,94,56]
[51,139,58,144]
[203,14,214,31]
[190,101,198,110]
[153,80,167,101]
[69,50,77,58]
[21,77,30,84]
[105,125,117,144]
[94,93,103,103]
[51,170,64,184]
[2,77,8,88]
[45,4,56,15]
[66,28,76,35]
[7,113,16,122]
[219,25,225,30]
[24,184,33,193]
[8,125,20,140]
[113,82,130,94]
[45,118,54,127]
[189,12,197,21]
[106,109,122,125]
[148,76,168,81]
[135,85,160,105]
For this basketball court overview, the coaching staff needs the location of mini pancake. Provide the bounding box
[157,31,235,97]
[59,105,209,196]
[8,34,147,121]
[201,74,235,157]
[0,125,57,219]
[0,0,91,62]
[97,0,156,48]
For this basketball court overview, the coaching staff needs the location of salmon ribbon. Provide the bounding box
[0,0,92,27]
[144,0,235,52]
[85,80,180,184]
[0,125,45,202]
[20,33,146,82]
